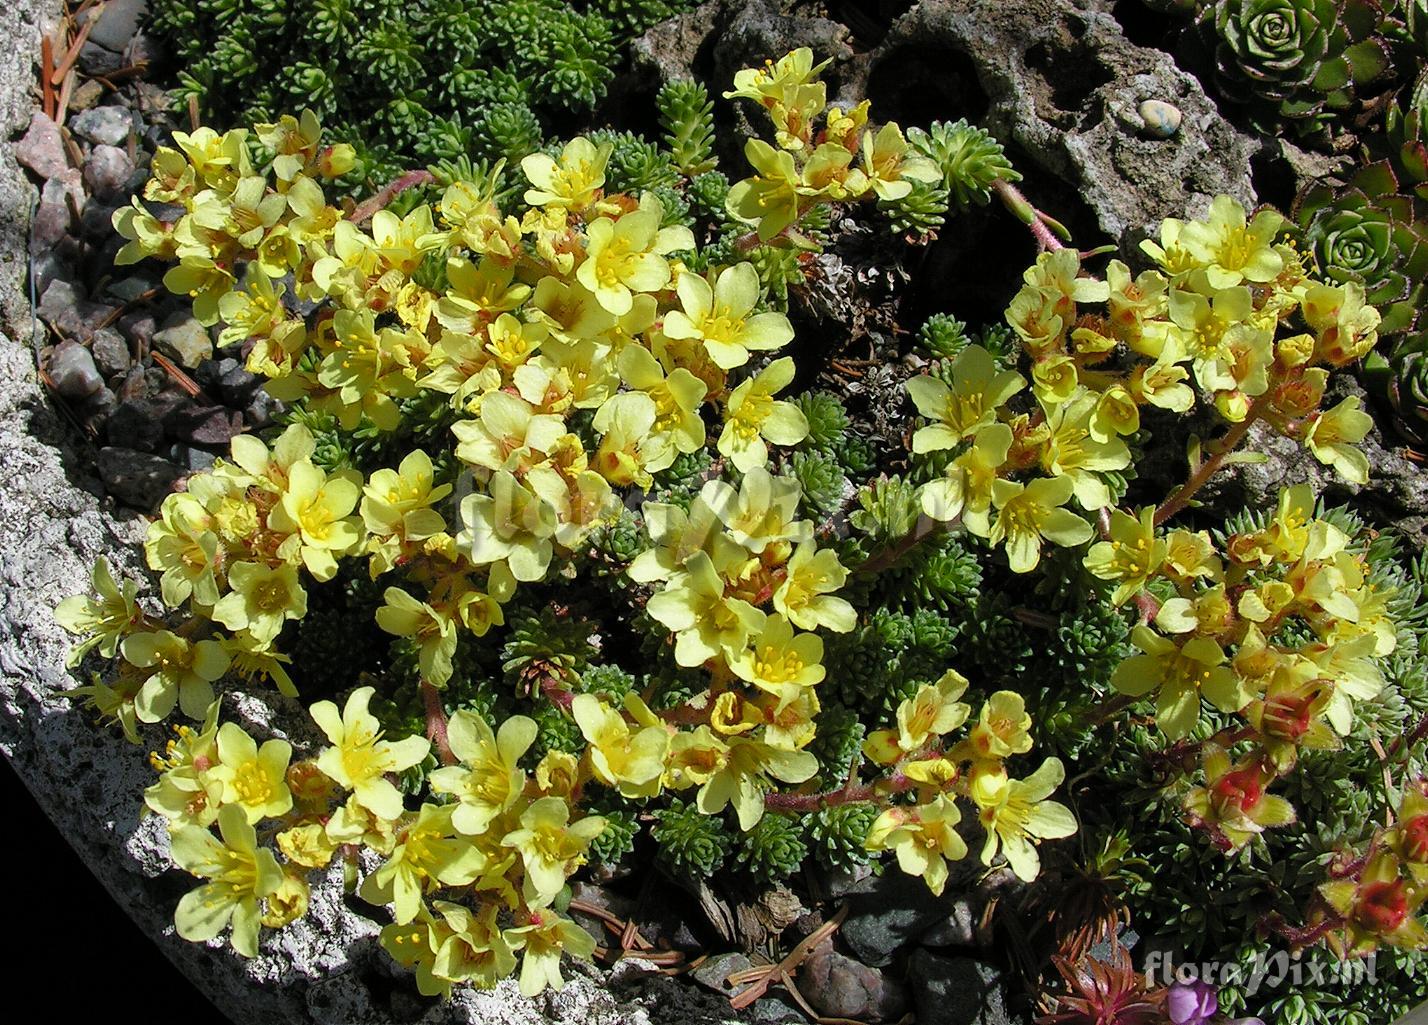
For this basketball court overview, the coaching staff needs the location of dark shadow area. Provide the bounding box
[1,754,233,1022]
[865,43,989,129]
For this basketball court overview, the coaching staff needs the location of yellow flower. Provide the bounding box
[727,614,825,696]
[509,908,597,997]
[1319,853,1428,956]
[919,422,1011,534]
[976,757,1077,881]
[211,561,308,646]
[963,690,1034,761]
[1304,396,1372,485]
[209,722,293,823]
[647,550,766,668]
[452,390,565,474]
[55,557,144,665]
[123,629,230,723]
[663,263,794,370]
[860,121,940,201]
[719,357,809,472]
[617,343,708,456]
[864,670,970,765]
[773,541,855,633]
[501,797,605,905]
[698,735,817,829]
[1083,507,1165,606]
[268,460,363,581]
[359,803,487,924]
[906,346,1025,452]
[700,466,812,555]
[374,587,458,686]
[428,711,537,835]
[726,139,802,240]
[169,804,283,958]
[865,795,967,896]
[1111,625,1251,740]
[1175,194,1285,290]
[592,391,673,487]
[576,194,694,316]
[457,470,557,582]
[429,900,519,991]
[310,686,431,820]
[521,137,611,210]
[987,476,1094,574]
[572,693,669,799]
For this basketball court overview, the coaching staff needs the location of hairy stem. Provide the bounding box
[351,170,435,224]
[993,179,1064,252]
[422,679,456,766]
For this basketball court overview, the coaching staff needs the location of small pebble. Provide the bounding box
[90,327,131,378]
[106,398,166,452]
[46,341,104,399]
[153,314,213,368]
[70,105,133,148]
[84,145,136,201]
[96,446,183,509]
[15,113,67,179]
[1138,99,1182,139]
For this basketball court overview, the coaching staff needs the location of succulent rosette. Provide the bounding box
[1386,342,1428,448]
[1296,161,1428,335]
[1207,0,1389,132]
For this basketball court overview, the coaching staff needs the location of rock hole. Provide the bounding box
[865,44,989,128]
[1110,0,1177,50]
[826,0,917,47]
[1024,38,1114,129]
[1249,144,1300,215]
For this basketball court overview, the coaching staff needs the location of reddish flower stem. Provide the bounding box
[350,169,436,224]
[1153,406,1262,528]
[422,679,456,766]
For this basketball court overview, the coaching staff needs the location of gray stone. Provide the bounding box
[95,445,183,508]
[907,951,1017,1025]
[173,444,217,472]
[38,278,114,341]
[107,273,159,304]
[45,339,103,399]
[77,40,123,77]
[163,403,243,446]
[79,0,147,52]
[688,951,754,997]
[921,895,980,948]
[83,144,135,201]
[80,199,120,240]
[117,310,156,352]
[28,249,69,296]
[89,326,130,377]
[104,397,166,452]
[69,105,133,147]
[15,112,67,179]
[840,869,962,967]
[31,194,72,247]
[244,389,282,430]
[800,942,908,1022]
[153,313,212,367]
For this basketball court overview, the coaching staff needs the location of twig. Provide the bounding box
[50,13,95,88]
[726,905,849,1012]
[149,351,206,400]
[40,35,55,119]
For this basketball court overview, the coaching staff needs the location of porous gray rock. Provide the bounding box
[868,0,1258,251]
